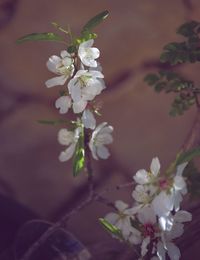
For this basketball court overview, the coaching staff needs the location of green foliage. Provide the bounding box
[37,119,68,125]
[176,147,200,165]
[183,162,200,198]
[81,10,109,34]
[16,32,64,44]
[99,218,122,239]
[160,21,200,65]
[144,70,197,116]
[72,127,85,177]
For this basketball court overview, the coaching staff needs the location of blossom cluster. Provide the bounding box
[45,39,113,162]
[104,158,192,259]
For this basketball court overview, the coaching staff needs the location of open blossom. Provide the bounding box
[55,96,72,114]
[89,122,113,160]
[105,200,140,239]
[156,210,192,260]
[45,50,74,88]
[58,127,81,162]
[78,39,100,67]
[68,69,105,113]
[133,157,160,185]
[152,162,188,220]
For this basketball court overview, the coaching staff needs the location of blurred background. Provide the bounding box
[0,0,200,259]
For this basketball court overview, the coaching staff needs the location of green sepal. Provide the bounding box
[99,218,122,239]
[81,10,109,34]
[72,127,85,176]
[16,32,64,44]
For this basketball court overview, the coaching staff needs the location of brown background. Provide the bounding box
[0,0,200,259]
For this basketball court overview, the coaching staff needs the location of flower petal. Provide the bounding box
[82,109,96,129]
[157,241,166,260]
[166,242,181,260]
[150,157,160,177]
[55,96,71,114]
[96,145,110,159]
[174,210,192,223]
[59,143,76,162]
[72,100,87,113]
[115,200,129,211]
[134,169,149,185]
[45,75,66,88]
[58,129,74,146]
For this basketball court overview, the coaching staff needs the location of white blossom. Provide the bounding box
[89,122,113,160]
[78,39,100,67]
[58,127,80,162]
[45,50,74,88]
[68,70,105,113]
[133,157,160,185]
[105,200,139,239]
[132,184,156,204]
[55,96,71,114]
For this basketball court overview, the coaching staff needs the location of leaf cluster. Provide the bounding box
[160,21,200,65]
[16,10,109,55]
[144,70,198,116]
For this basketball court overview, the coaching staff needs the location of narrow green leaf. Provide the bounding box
[81,10,109,33]
[37,119,68,125]
[176,147,200,165]
[72,127,85,176]
[99,218,122,238]
[16,32,64,44]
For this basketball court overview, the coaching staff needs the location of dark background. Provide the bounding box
[0,0,200,259]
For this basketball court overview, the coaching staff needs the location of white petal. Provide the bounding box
[173,176,186,190]
[152,192,173,218]
[176,162,188,176]
[55,96,71,114]
[134,169,149,184]
[45,75,66,88]
[69,82,82,102]
[59,144,76,162]
[79,39,94,48]
[82,57,98,67]
[115,200,128,211]
[82,109,96,129]
[157,241,166,260]
[141,237,150,257]
[150,157,160,177]
[60,50,70,58]
[174,210,192,223]
[72,100,87,113]
[138,206,156,225]
[89,141,98,160]
[104,212,118,225]
[166,242,181,260]
[46,55,61,73]
[58,129,74,146]
[167,223,184,240]
[96,145,110,159]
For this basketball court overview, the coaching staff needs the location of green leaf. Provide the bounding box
[81,10,109,33]
[183,162,200,198]
[176,147,200,165]
[99,218,122,238]
[72,127,85,176]
[16,32,64,44]
[37,119,68,125]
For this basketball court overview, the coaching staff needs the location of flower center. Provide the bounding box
[158,178,169,190]
[143,223,155,237]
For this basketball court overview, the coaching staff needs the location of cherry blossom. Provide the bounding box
[89,122,113,160]
[78,39,100,67]
[55,95,72,114]
[68,69,105,113]
[45,50,74,88]
[58,127,81,162]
